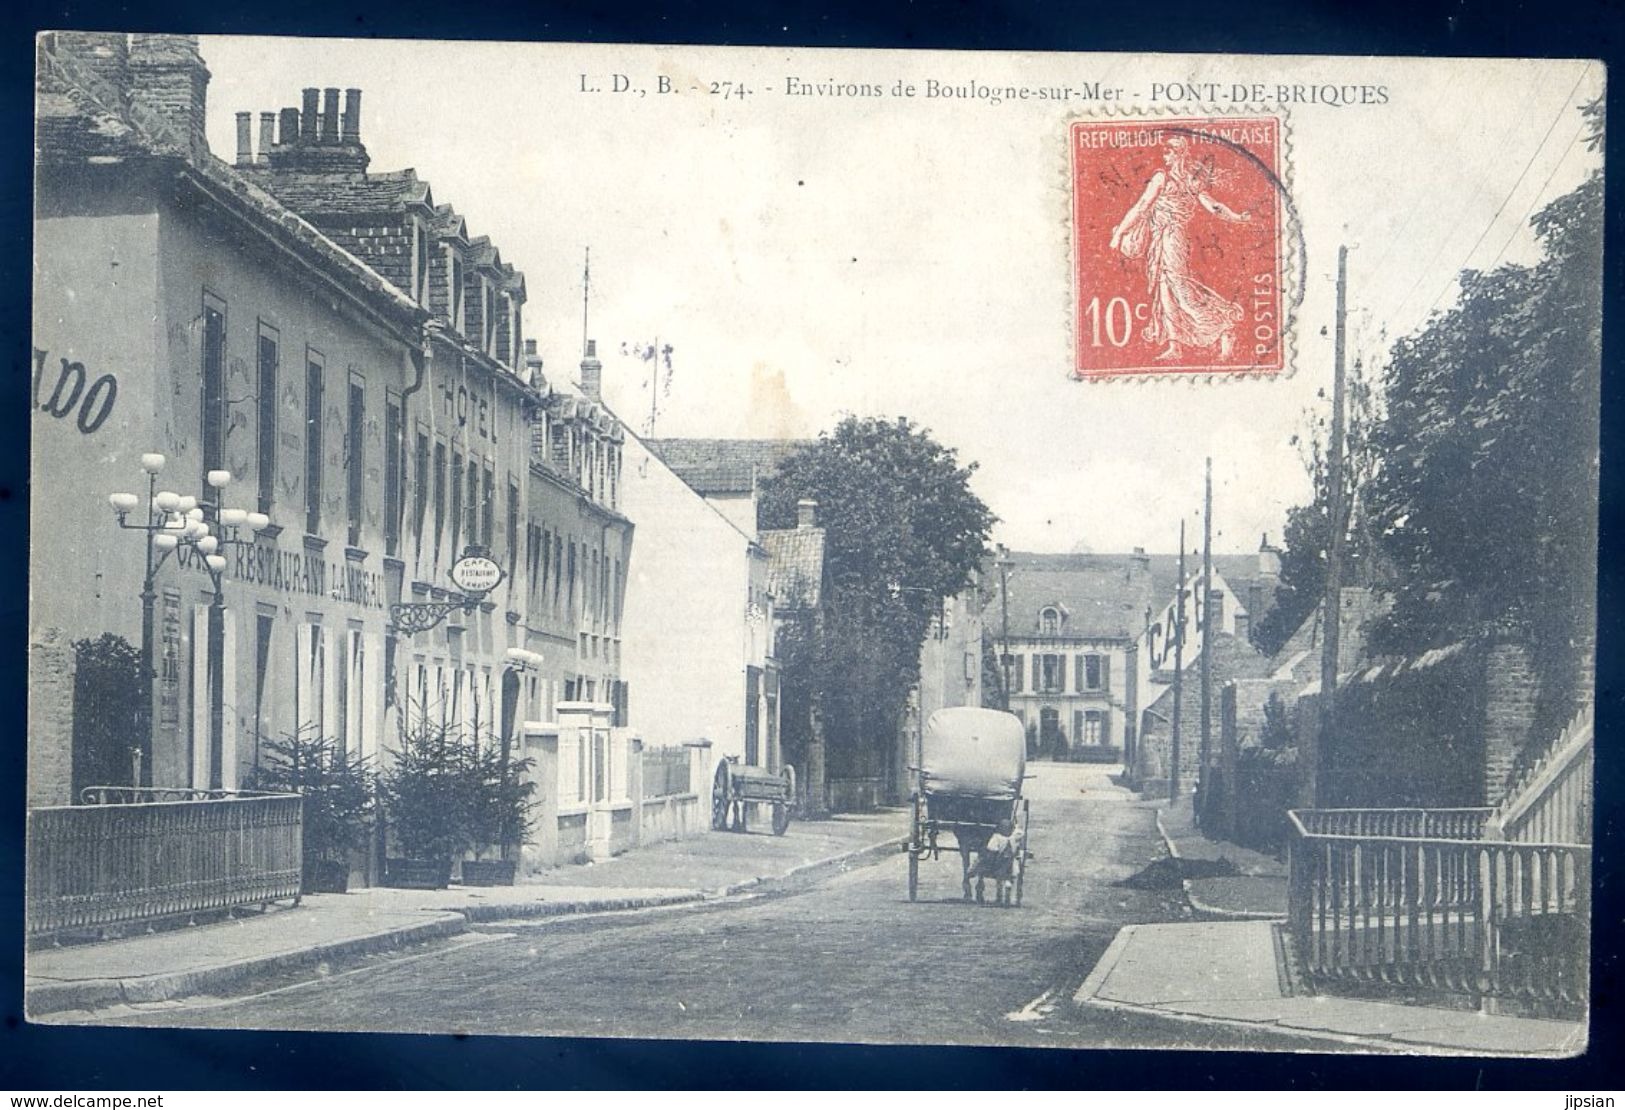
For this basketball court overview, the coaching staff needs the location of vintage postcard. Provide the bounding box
[28,35,1602,1055]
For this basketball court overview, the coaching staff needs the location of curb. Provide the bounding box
[1154,808,1287,922]
[26,911,469,1019]
[456,890,705,923]
[718,833,909,897]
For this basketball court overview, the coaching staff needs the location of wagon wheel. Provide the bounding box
[1013,797,1031,908]
[771,766,795,835]
[907,794,921,902]
[711,761,732,832]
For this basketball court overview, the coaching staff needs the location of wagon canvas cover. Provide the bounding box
[920,709,1026,799]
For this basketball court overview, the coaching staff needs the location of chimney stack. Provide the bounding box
[278,107,300,146]
[300,88,319,142]
[234,111,253,166]
[127,34,211,159]
[523,339,545,389]
[797,499,818,529]
[54,32,129,95]
[320,88,340,143]
[342,88,362,143]
[257,112,275,165]
[579,339,602,401]
[1257,532,1282,579]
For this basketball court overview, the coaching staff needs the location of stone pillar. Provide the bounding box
[521,722,559,873]
[29,627,76,808]
[1482,626,1537,806]
[628,735,644,850]
[685,738,713,822]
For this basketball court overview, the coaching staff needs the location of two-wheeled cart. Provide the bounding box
[907,707,1030,907]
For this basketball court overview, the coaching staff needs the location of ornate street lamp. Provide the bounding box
[109,459,269,790]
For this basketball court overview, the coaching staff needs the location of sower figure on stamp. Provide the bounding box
[1109,134,1252,362]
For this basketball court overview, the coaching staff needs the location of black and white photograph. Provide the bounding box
[25,33,1603,1059]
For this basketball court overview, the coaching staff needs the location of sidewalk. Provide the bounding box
[26,808,910,1019]
[1155,794,1288,919]
[1075,919,1586,1056]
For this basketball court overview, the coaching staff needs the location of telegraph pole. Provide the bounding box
[1198,457,1213,817]
[1170,519,1186,804]
[997,545,1012,712]
[1316,245,1349,807]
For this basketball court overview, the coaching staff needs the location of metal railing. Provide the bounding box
[642,746,693,798]
[1287,808,1590,1012]
[27,791,303,940]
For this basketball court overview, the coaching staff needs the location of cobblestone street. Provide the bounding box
[99,764,1332,1051]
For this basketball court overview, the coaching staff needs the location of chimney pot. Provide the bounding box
[797,499,818,529]
[300,88,319,141]
[320,88,340,143]
[257,111,275,164]
[342,88,362,142]
[586,339,597,357]
[234,111,252,166]
[524,339,538,356]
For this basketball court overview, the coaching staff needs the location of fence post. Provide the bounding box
[685,739,713,824]
[629,734,644,850]
[522,722,560,872]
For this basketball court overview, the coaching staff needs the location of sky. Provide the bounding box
[199,39,1603,555]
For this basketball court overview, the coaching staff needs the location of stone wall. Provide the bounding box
[29,627,76,808]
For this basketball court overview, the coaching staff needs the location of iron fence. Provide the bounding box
[1287,808,1589,1012]
[27,791,303,940]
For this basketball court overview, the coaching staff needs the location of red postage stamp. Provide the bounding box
[1071,116,1287,380]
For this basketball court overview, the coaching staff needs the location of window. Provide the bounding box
[256,323,278,515]
[446,247,465,332]
[482,463,494,548]
[411,220,430,305]
[201,293,227,498]
[465,458,479,547]
[510,298,522,368]
[346,376,364,548]
[412,431,429,546]
[1003,653,1024,694]
[1082,654,1103,690]
[553,535,563,610]
[542,528,553,603]
[567,541,577,619]
[1080,710,1105,747]
[1039,606,1060,636]
[1040,654,1064,693]
[506,479,519,579]
[384,395,402,556]
[432,441,447,566]
[482,278,497,355]
[449,449,463,556]
[305,350,324,534]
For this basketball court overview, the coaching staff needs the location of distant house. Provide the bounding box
[984,539,1283,775]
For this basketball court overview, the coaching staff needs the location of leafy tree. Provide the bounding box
[1362,98,1603,744]
[1251,353,1381,657]
[72,633,142,794]
[759,416,996,777]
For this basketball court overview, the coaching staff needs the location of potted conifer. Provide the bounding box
[460,734,537,886]
[246,728,374,894]
[380,716,476,889]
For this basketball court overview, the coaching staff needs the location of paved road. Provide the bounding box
[105,764,1328,1050]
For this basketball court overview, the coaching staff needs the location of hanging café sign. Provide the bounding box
[390,546,509,636]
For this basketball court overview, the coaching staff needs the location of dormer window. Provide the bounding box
[1040,606,1061,635]
[445,246,464,332]
[482,278,497,356]
[411,219,430,305]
